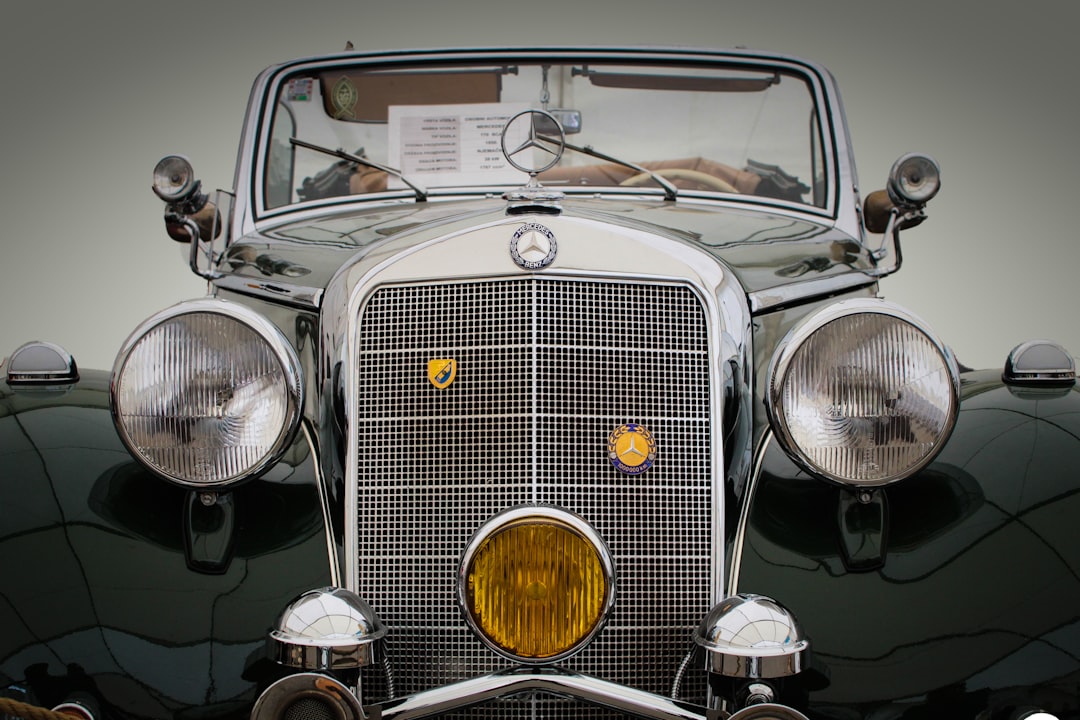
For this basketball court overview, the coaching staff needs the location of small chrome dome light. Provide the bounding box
[269,587,386,671]
[152,155,199,204]
[887,153,941,206]
[694,594,808,679]
[767,299,960,487]
[111,298,302,488]
[1004,340,1076,386]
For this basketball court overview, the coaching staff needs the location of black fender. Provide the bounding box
[0,370,334,719]
[735,369,1080,718]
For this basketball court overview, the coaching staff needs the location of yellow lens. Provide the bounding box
[464,515,611,661]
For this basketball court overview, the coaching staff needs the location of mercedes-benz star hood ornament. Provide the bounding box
[501,109,565,213]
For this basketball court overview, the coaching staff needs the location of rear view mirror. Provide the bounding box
[535,108,582,135]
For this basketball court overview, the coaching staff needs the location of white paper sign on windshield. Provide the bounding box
[388,103,530,187]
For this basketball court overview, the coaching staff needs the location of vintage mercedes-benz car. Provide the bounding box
[2,46,1077,720]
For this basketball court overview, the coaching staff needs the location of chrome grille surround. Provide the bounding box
[348,273,722,712]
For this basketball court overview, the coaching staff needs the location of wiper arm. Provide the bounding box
[537,134,678,201]
[290,138,427,202]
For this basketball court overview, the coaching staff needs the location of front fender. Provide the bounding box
[0,370,334,719]
[735,369,1080,717]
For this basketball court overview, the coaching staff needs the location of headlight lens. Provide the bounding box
[152,154,198,203]
[112,299,302,487]
[767,300,959,486]
[459,507,614,663]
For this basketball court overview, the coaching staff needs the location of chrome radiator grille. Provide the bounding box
[354,277,715,709]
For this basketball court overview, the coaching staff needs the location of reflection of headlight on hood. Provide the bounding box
[111,299,303,488]
[767,299,960,487]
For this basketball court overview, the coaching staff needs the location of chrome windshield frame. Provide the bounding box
[232,47,858,242]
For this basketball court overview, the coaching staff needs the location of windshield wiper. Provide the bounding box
[290,138,428,202]
[537,134,678,201]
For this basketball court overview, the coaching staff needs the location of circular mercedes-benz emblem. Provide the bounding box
[607,424,657,475]
[510,222,558,270]
[500,109,566,175]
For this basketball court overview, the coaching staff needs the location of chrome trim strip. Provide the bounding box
[368,668,709,720]
[748,272,877,314]
[726,431,773,596]
[213,274,324,309]
[300,421,340,587]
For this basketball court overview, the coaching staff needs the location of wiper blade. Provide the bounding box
[537,134,677,201]
[290,138,427,202]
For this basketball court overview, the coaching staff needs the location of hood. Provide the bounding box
[218,198,875,309]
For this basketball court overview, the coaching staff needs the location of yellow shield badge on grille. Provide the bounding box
[427,359,457,389]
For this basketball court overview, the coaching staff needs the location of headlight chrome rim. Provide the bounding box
[458,506,616,665]
[111,298,303,488]
[766,299,960,487]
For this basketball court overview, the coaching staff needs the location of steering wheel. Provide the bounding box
[620,167,738,193]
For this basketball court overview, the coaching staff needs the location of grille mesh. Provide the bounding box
[355,277,714,714]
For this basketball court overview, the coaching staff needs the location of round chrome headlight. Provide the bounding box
[111,299,303,487]
[766,299,959,487]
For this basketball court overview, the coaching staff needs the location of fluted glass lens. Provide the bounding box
[777,313,953,485]
[465,518,609,660]
[116,312,291,485]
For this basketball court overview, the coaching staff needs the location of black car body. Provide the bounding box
[1,47,1077,720]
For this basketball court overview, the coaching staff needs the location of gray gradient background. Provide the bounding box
[1,1,1076,372]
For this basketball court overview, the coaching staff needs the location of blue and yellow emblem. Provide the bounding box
[607,423,657,475]
[427,359,457,389]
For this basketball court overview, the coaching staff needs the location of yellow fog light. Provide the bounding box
[459,507,615,664]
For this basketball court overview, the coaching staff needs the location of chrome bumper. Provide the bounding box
[369,667,709,720]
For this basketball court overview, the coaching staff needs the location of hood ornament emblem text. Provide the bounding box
[510,222,558,270]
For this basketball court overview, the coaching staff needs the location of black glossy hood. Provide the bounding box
[221,198,874,307]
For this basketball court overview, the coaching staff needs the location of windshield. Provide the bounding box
[262,59,826,212]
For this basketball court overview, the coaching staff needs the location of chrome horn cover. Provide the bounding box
[694,594,808,679]
[269,587,386,671]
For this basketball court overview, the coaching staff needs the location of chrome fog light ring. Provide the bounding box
[111,298,303,488]
[766,298,960,487]
[458,506,616,664]
[251,673,364,720]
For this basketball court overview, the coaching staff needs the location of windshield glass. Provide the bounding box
[262,59,826,211]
